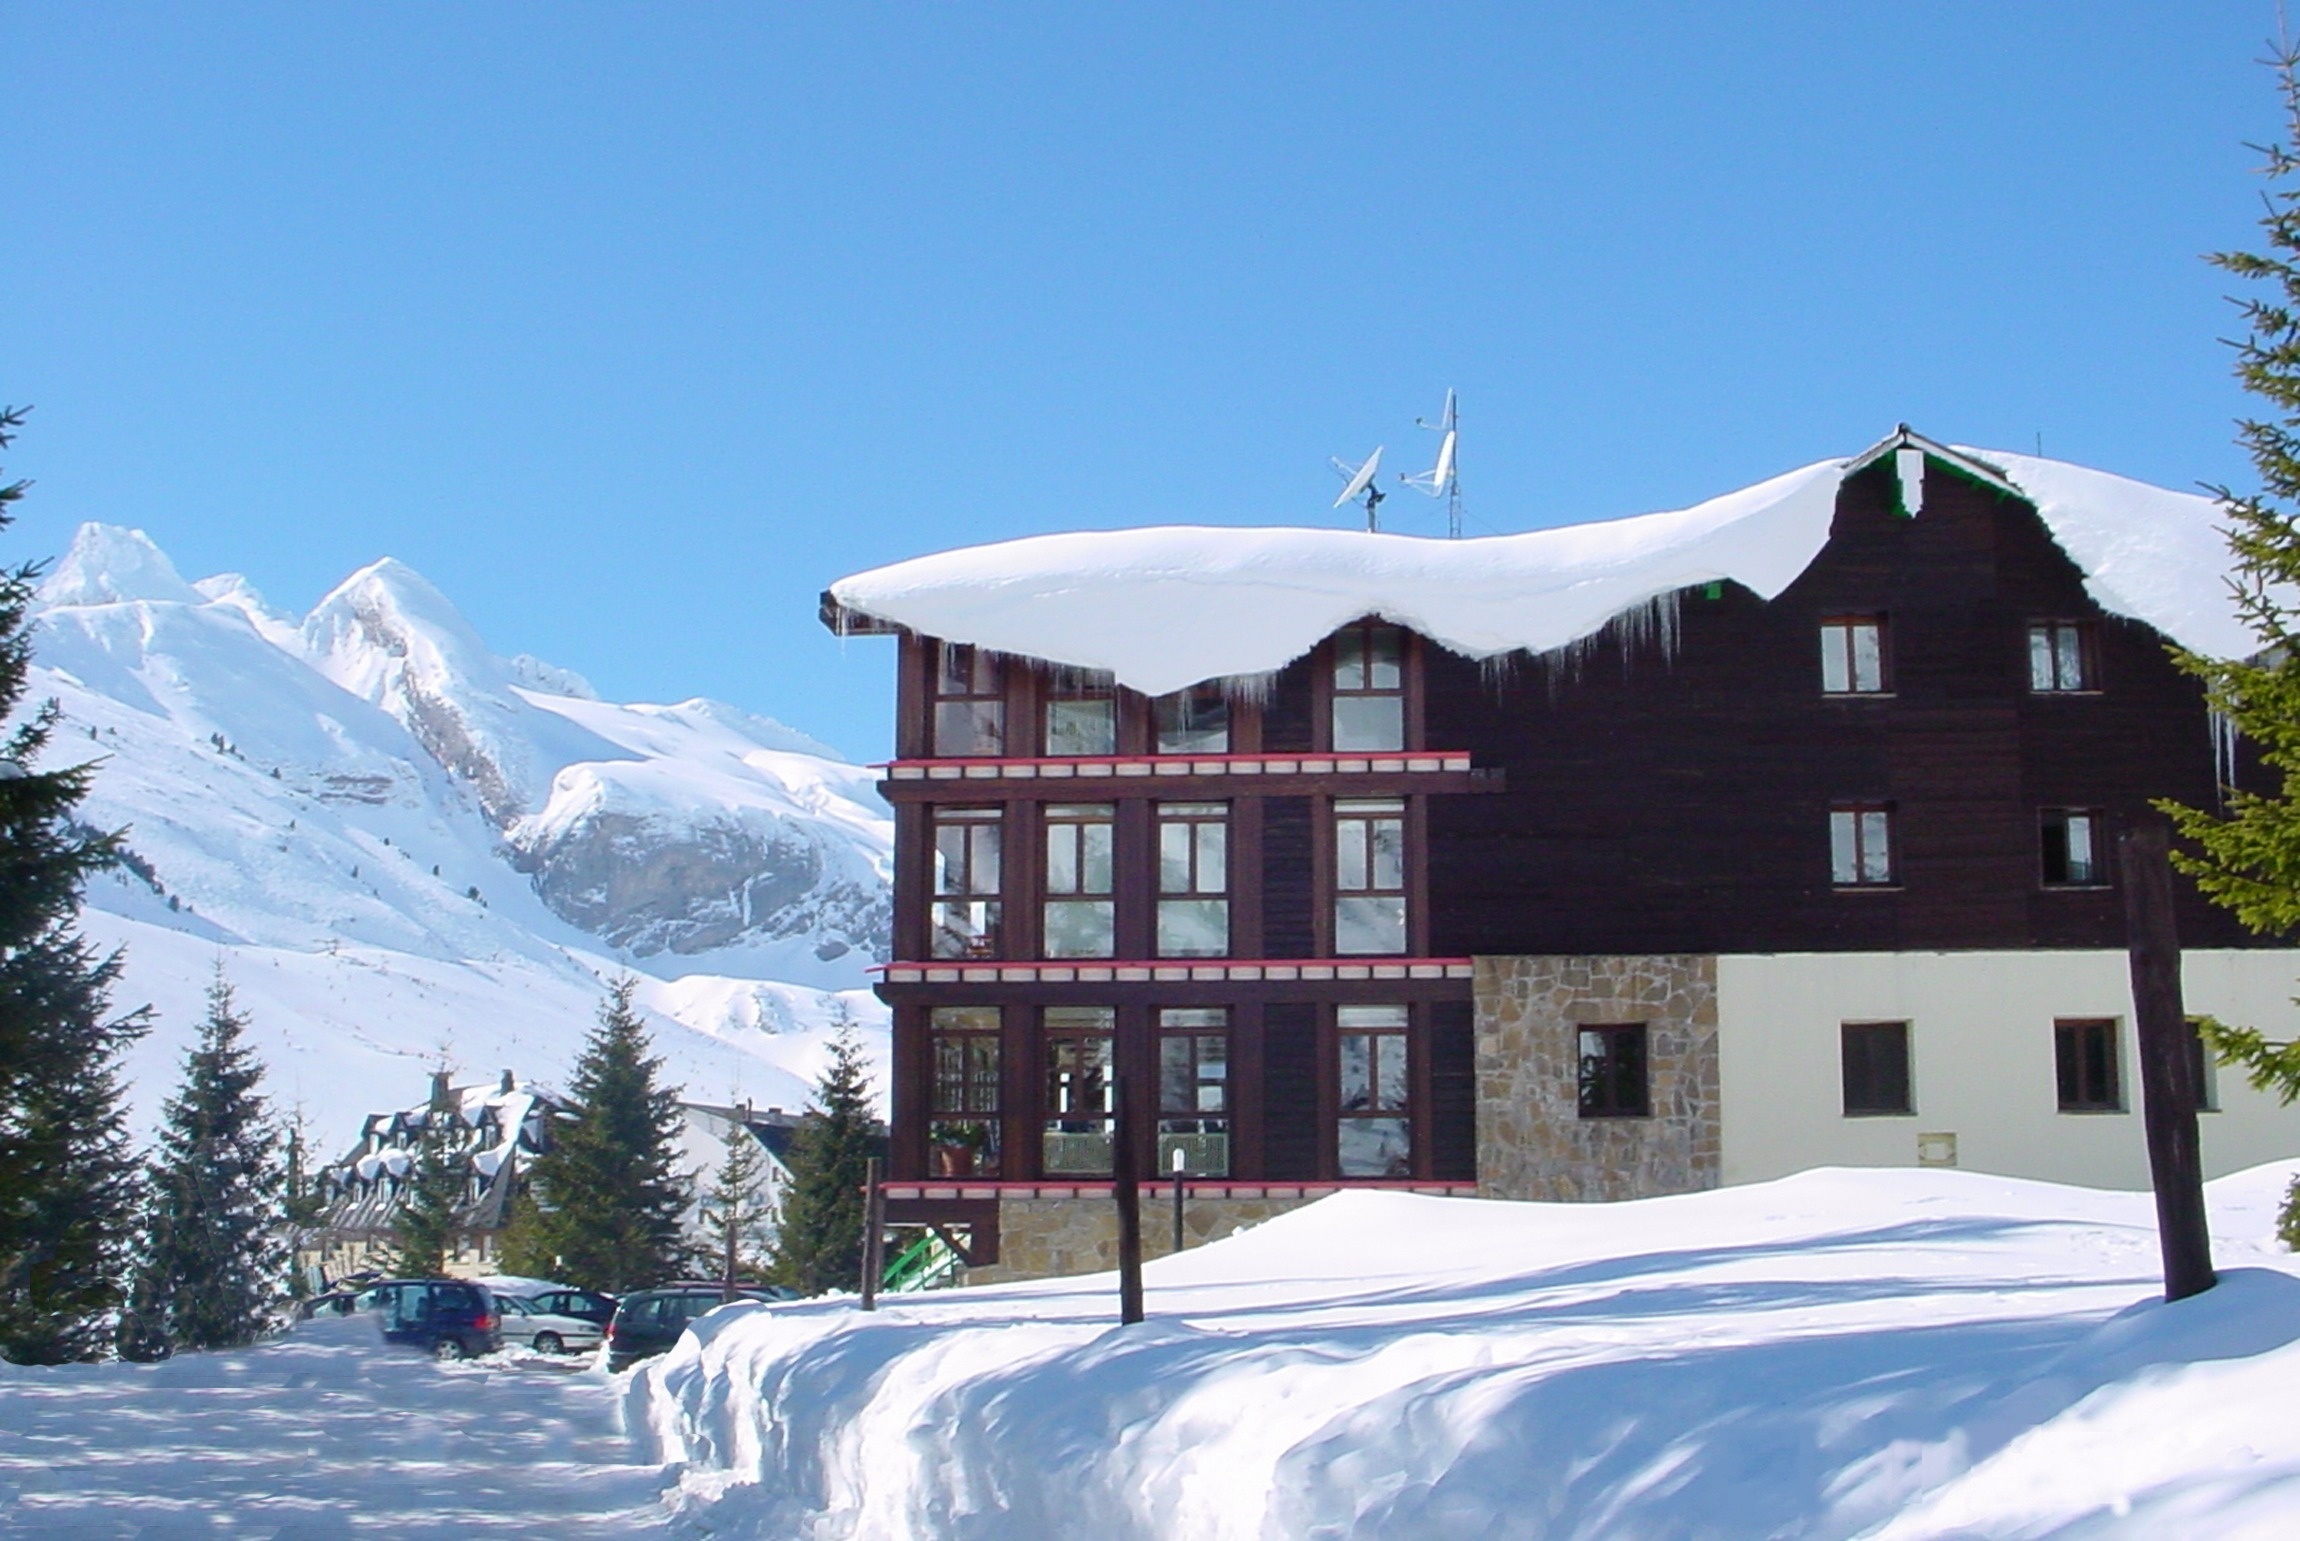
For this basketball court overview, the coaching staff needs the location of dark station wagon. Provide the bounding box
[603,1284,792,1372]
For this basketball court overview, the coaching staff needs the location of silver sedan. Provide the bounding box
[492,1294,604,1355]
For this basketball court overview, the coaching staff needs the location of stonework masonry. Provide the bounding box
[1474,954,1721,1201]
[962,1195,1315,1286]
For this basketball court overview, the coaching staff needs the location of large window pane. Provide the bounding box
[1155,685,1230,754]
[1332,623,1406,750]
[1044,1008,1115,1174]
[1045,804,1116,957]
[1156,802,1229,957]
[1337,1117,1411,1177]
[1337,1006,1411,1176]
[930,808,1002,958]
[1156,899,1229,956]
[933,701,1004,757]
[1045,698,1117,756]
[929,1006,1002,1177]
[1332,696,1404,752]
[1044,900,1116,958]
[1158,1008,1229,1176]
[1335,798,1408,954]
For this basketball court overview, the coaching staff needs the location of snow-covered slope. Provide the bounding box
[830,442,2243,697]
[22,524,893,1145]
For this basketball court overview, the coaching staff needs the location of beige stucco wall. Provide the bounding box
[1473,954,1721,1201]
[1716,949,2300,1190]
[962,1195,1313,1286]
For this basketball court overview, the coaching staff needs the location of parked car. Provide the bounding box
[513,1287,617,1327]
[494,1293,604,1355]
[603,1284,791,1372]
[355,1278,502,1360]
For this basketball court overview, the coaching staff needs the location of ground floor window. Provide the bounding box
[928,1005,1002,1177]
[1158,1007,1230,1175]
[2055,1017,2123,1112]
[1043,1007,1116,1173]
[1337,1004,1411,1176]
[1578,1023,1649,1118]
[1840,1020,1912,1116]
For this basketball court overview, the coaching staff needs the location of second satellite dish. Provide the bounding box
[1331,447,1387,531]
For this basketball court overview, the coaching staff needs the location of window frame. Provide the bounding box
[1829,803,1897,889]
[927,1006,1003,1177]
[2054,1017,2124,1113]
[1042,664,1119,757]
[928,806,1003,959]
[1155,801,1230,957]
[1157,1007,1231,1176]
[1577,1023,1651,1119]
[2039,807,2108,889]
[1329,621,1409,752]
[1154,683,1231,756]
[2027,619,2100,694]
[932,641,1006,757]
[1840,1020,1913,1117]
[1333,796,1409,955]
[1042,1006,1116,1175]
[1335,1004,1412,1177]
[1041,802,1117,959]
[1819,614,1890,696]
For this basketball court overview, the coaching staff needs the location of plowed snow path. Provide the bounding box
[0,1319,674,1538]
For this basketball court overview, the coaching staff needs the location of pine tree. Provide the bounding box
[768,1023,879,1296]
[2164,44,2300,1249]
[0,406,149,1364]
[697,1106,774,1291]
[122,973,288,1356]
[503,979,687,1293]
[387,1076,468,1278]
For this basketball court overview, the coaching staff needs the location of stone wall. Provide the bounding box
[961,1194,1314,1286]
[1474,954,1720,1201]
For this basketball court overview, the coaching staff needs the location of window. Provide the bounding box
[1044,665,1118,756]
[929,807,1002,958]
[1155,683,1230,755]
[1820,616,1888,694]
[1156,802,1229,957]
[933,642,1004,756]
[1158,1007,1230,1175]
[1331,622,1406,751]
[1578,1024,1650,1118]
[1042,803,1115,958]
[1334,797,1408,954]
[1830,805,1894,887]
[2028,621,2096,693]
[1841,1021,1912,1116]
[928,1006,1002,1177]
[1043,1007,1115,1174]
[1338,1005,1411,1176]
[2055,1018,2123,1112]
[2040,809,2105,888]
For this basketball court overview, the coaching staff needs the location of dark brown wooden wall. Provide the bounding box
[1425,460,2256,956]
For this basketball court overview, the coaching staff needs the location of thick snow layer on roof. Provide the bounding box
[830,448,2244,696]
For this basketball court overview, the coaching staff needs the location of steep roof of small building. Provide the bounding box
[826,434,2242,697]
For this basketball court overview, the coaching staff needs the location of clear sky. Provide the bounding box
[2,4,2284,759]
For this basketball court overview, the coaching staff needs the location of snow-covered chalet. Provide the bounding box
[822,428,2300,1282]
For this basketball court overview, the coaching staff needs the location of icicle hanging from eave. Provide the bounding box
[2209,706,2241,808]
[1895,446,1927,517]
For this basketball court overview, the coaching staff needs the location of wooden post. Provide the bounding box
[1113,1070,1144,1324]
[1171,1145,1186,1257]
[859,1155,884,1311]
[2119,825,2217,1302]
[723,1101,748,1304]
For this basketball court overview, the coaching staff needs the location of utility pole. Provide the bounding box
[1113,1070,1144,1325]
[2119,825,2217,1302]
[1171,1145,1186,1257]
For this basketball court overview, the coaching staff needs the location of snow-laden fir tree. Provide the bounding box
[388,1076,469,1278]
[697,1106,775,1291]
[0,406,149,1364]
[768,1022,879,1296]
[500,979,686,1293]
[2165,42,2300,1250]
[121,973,288,1356]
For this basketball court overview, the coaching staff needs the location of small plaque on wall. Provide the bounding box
[1916,1131,1958,1168]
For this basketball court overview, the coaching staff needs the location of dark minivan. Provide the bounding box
[604,1285,789,1372]
[357,1278,502,1360]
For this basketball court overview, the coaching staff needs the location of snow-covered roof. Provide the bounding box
[827,434,2245,698]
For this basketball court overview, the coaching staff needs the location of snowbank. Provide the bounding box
[629,1162,2300,1539]
[828,444,2244,697]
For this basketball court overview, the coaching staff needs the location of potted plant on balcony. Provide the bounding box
[929,1120,995,1178]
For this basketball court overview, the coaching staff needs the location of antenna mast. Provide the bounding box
[1402,389,1463,538]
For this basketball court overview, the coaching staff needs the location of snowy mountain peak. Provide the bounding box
[37,523,204,609]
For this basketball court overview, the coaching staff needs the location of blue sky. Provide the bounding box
[1,4,2283,759]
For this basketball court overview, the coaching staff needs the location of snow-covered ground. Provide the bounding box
[630,1161,2300,1539]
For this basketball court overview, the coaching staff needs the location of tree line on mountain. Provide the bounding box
[0,406,878,1362]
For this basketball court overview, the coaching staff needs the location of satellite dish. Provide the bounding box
[1401,390,1464,538]
[1332,447,1384,508]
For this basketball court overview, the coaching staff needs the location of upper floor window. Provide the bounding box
[1332,622,1405,751]
[928,1006,1002,1177]
[1158,1007,1230,1176]
[934,642,1004,756]
[1820,616,1888,694]
[1042,803,1115,958]
[2040,808,2105,888]
[1578,1023,1650,1118]
[1334,797,1408,954]
[1044,666,1118,756]
[1155,683,1230,755]
[2028,621,2097,693]
[929,806,1002,959]
[1830,804,1895,887]
[1043,1007,1115,1174]
[2055,1017,2122,1112]
[1156,802,1229,957]
[1337,1004,1411,1176]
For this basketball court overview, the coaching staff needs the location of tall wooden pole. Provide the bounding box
[2119,825,2217,1302]
[1113,1070,1144,1324]
[1171,1145,1186,1257]
[859,1155,884,1311]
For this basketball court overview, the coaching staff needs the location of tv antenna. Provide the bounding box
[1401,389,1462,538]
[1331,446,1386,532]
